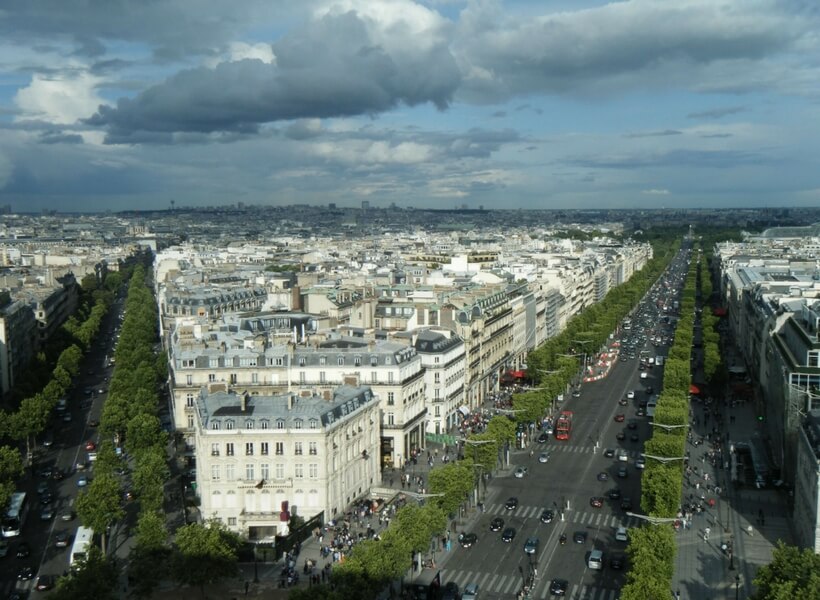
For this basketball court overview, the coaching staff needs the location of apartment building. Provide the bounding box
[193,385,380,540]
[794,410,820,552]
[414,329,466,435]
[0,293,37,398]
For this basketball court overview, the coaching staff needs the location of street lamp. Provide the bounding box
[650,422,689,431]
[735,574,740,600]
[626,511,680,525]
[643,454,687,465]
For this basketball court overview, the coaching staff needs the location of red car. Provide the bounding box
[84,440,96,451]
[589,497,604,508]
[614,414,625,422]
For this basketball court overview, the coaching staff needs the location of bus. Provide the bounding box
[70,526,94,567]
[554,411,573,441]
[2,492,28,538]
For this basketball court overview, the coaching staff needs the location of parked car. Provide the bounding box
[35,574,55,591]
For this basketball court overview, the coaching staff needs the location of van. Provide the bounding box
[615,526,629,542]
[588,549,604,570]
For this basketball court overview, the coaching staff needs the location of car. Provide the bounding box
[616,431,626,441]
[489,517,504,532]
[540,509,554,524]
[572,388,581,397]
[443,582,460,600]
[630,433,640,443]
[573,531,588,544]
[16,542,30,558]
[52,468,65,481]
[459,532,478,548]
[88,418,100,427]
[608,488,622,500]
[84,388,92,395]
[636,408,646,417]
[77,475,89,487]
[618,397,628,405]
[610,555,625,570]
[537,432,549,443]
[35,574,55,591]
[37,465,54,478]
[618,450,629,462]
[645,386,654,395]
[615,526,629,542]
[621,497,633,511]
[55,532,70,548]
[626,390,635,399]
[614,414,625,422]
[85,440,97,451]
[603,448,615,458]
[523,537,539,554]
[627,422,638,430]
[501,527,516,543]
[60,509,76,522]
[17,566,34,581]
[514,467,528,479]
[0,540,8,557]
[463,583,479,600]
[589,496,604,508]
[597,471,609,481]
[62,412,72,422]
[538,452,550,463]
[505,497,519,510]
[40,506,55,521]
[640,371,648,379]
[550,578,569,596]
[635,457,646,469]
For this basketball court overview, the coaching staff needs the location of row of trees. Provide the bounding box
[0,270,123,511]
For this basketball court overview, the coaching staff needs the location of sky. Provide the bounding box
[1,0,819,213]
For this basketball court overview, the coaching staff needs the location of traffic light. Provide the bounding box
[757,415,764,422]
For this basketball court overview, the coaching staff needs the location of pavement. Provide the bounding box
[671,330,793,599]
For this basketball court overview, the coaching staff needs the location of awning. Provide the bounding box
[690,384,701,395]
[458,406,470,416]
[507,370,526,379]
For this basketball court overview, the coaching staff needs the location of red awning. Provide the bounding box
[507,370,526,379]
[690,384,701,395]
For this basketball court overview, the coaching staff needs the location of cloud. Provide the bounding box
[566,148,770,170]
[14,72,107,125]
[284,119,324,140]
[38,131,84,144]
[642,188,670,195]
[624,129,683,139]
[687,106,746,119]
[87,6,460,142]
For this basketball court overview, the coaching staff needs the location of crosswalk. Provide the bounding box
[438,567,620,600]
[542,443,643,458]
[484,502,642,530]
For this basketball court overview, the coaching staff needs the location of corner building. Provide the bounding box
[193,384,380,540]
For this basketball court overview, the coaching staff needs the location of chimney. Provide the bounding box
[240,392,247,412]
[288,393,293,411]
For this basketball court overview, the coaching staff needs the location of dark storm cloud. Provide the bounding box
[38,131,84,144]
[624,129,682,139]
[87,10,460,142]
[687,106,746,119]
[71,35,106,58]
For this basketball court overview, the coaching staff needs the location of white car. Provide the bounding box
[640,371,648,379]
[538,452,550,464]
[635,457,646,469]
[626,390,635,399]
[514,467,529,479]
[618,450,629,462]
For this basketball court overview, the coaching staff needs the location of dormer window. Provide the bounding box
[337,357,344,366]
[370,355,378,366]
[245,419,254,429]
[309,419,318,430]
[260,419,270,430]
[225,419,235,430]
[211,421,220,430]
[299,357,306,366]
[294,419,303,430]
[385,356,391,365]
[319,356,326,366]
[276,419,285,430]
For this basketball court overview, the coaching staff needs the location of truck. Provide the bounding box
[655,356,664,367]
[554,411,573,441]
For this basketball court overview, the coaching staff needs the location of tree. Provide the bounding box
[76,472,124,553]
[392,504,446,554]
[428,462,473,520]
[125,413,166,455]
[127,511,171,599]
[171,520,242,597]
[7,394,51,459]
[49,545,119,600]
[752,541,820,600]
[0,446,23,509]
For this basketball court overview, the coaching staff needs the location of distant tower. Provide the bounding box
[170,200,175,211]
[361,200,370,211]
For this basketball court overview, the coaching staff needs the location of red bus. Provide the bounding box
[554,411,573,441]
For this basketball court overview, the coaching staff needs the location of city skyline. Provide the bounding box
[1,0,819,213]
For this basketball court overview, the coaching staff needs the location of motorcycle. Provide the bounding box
[559,534,567,545]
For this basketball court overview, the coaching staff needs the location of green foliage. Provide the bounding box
[125,413,166,455]
[50,545,119,600]
[171,521,242,591]
[623,524,676,596]
[392,504,446,553]
[0,446,23,509]
[752,541,820,600]
[76,472,125,552]
[428,462,473,518]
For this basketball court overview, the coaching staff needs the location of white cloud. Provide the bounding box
[14,72,107,125]
[642,188,670,195]
[206,41,276,67]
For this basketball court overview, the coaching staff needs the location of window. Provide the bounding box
[371,371,377,383]
[388,372,394,383]
[225,420,234,431]
[299,357,306,366]
[208,373,216,382]
[275,442,284,455]
[387,413,395,426]
[186,375,193,386]
[434,373,440,384]
[295,464,304,479]
[186,393,195,407]
[261,463,270,480]
[245,464,255,481]
[309,419,318,430]
[226,464,235,481]
[251,372,258,384]
[226,443,234,456]
[319,371,326,383]
[354,356,361,366]
[385,356,391,365]
[187,414,194,429]
[276,419,285,430]
[245,419,254,429]
[434,356,440,364]
[387,392,395,406]
[294,442,303,455]
[211,421,220,430]
[309,464,318,479]
[261,420,269,430]
[319,356,326,366]
[337,357,344,366]
[309,442,318,455]
[211,443,220,456]
[275,464,285,480]
[211,465,220,481]
[299,372,306,384]
[260,442,269,456]
[294,419,303,430]
[227,517,237,526]
[245,442,254,456]
[230,373,237,384]
[274,357,284,366]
